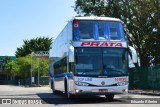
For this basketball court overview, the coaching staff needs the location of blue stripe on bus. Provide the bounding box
[54,73,74,79]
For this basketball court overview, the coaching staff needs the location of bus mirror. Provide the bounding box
[128,46,137,63]
[69,46,74,62]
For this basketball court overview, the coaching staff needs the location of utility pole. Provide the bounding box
[148,52,155,93]
[31,53,32,85]
[38,57,40,86]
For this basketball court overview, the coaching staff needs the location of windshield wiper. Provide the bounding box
[110,69,126,75]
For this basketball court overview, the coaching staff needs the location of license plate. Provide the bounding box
[99,89,108,92]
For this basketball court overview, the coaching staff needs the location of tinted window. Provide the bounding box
[73,20,125,41]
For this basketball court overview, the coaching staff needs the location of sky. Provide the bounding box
[0,0,76,56]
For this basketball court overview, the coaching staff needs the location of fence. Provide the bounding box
[129,65,160,90]
[0,76,49,86]
[1,66,160,90]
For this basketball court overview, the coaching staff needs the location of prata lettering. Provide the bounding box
[81,42,122,47]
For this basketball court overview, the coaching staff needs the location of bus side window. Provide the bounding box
[69,62,75,73]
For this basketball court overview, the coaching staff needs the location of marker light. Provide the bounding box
[73,20,79,27]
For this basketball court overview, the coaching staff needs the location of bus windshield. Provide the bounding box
[75,48,128,77]
[73,20,125,41]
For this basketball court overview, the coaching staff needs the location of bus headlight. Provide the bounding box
[117,81,128,86]
[75,81,89,86]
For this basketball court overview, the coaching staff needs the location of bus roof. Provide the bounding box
[73,16,122,22]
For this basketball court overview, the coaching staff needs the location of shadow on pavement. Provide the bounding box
[36,91,128,104]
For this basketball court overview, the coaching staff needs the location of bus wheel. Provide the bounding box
[65,79,72,98]
[105,94,114,101]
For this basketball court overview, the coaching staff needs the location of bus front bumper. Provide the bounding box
[70,85,128,95]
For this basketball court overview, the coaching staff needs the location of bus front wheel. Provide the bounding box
[52,82,57,94]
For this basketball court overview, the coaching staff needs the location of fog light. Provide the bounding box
[123,89,128,92]
[75,89,80,93]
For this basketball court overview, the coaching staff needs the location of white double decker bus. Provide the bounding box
[49,17,137,100]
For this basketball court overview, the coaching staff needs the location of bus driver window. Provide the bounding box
[79,22,92,39]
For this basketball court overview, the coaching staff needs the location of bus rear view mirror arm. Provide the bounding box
[128,46,137,63]
[69,45,74,62]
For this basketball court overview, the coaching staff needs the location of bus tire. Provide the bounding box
[52,82,57,94]
[105,94,114,101]
[64,79,72,98]
[50,81,53,89]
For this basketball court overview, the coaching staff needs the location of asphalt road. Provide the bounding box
[0,85,160,107]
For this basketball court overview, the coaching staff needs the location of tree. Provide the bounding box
[16,55,32,78]
[16,55,49,79]
[30,56,49,77]
[5,61,19,80]
[2,56,12,79]
[16,37,52,57]
[74,0,160,66]
[38,58,49,76]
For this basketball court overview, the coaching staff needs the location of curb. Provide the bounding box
[21,85,49,88]
[128,90,160,96]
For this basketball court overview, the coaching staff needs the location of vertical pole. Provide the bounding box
[149,52,154,93]
[38,58,40,85]
[31,54,32,85]
[67,23,69,73]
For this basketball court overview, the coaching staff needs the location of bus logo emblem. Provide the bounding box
[101,81,105,85]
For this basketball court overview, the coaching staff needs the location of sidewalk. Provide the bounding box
[128,90,160,96]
